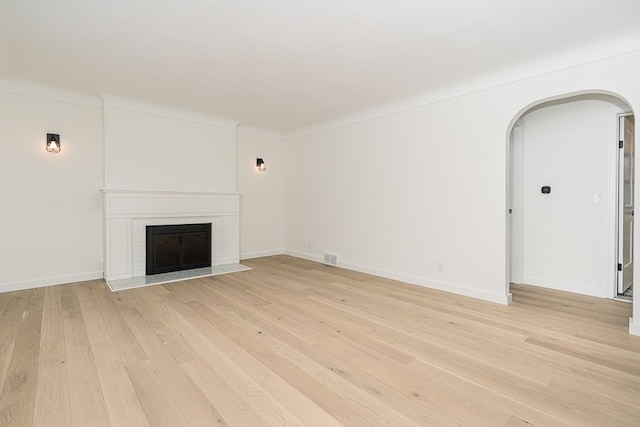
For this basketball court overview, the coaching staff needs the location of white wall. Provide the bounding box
[284,50,640,315]
[0,89,104,291]
[285,95,512,303]
[236,129,285,259]
[0,88,241,292]
[518,98,622,297]
[104,99,237,193]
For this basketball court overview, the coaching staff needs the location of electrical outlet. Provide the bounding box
[308,241,312,249]
[436,261,443,272]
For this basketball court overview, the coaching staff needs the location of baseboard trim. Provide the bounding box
[523,276,607,298]
[0,271,104,294]
[630,318,640,336]
[284,250,323,264]
[285,250,511,305]
[241,250,285,260]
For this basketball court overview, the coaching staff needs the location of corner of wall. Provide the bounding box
[284,250,512,305]
[629,317,640,336]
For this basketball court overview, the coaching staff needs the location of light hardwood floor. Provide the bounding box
[0,255,638,426]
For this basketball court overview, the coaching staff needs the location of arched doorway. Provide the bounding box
[507,92,634,308]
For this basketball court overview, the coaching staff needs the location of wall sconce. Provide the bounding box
[46,133,61,153]
[256,158,266,171]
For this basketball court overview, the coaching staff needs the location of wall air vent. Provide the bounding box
[323,252,338,266]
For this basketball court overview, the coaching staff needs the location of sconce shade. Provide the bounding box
[256,158,266,171]
[46,133,61,153]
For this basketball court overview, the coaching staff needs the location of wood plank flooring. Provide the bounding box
[0,255,638,426]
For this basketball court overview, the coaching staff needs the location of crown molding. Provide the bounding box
[236,123,286,139]
[102,94,239,129]
[284,33,640,139]
[0,78,102,108]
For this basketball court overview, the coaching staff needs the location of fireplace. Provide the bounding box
[146,223,212,275]
[101,190,241,286]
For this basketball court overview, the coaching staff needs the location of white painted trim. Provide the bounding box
[102,95,239,129]
[285,250,512,305]
[0,271,104,293]
[102,190,240,282]
[509,123,525,286]
[100,189,241,198]
[285,38,640,139]
[236,124,286,139]
[104,272,131,282]
[285,250,323,263]
[607,107,622,299]
[241,250,285,260]
[523,276,608,298]
[0,78,102,108]
[629,317,640,336]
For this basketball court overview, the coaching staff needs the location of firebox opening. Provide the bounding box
[146,223,212,275]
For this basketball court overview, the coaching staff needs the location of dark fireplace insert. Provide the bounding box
[146,223,212,275]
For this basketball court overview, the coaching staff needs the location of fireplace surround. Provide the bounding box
[101,190,241,287]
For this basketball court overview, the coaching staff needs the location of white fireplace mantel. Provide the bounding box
[101,189,241,284]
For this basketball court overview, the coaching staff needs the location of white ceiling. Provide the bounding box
[1,0,639,134]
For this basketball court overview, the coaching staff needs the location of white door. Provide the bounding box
[618,115,634,294]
